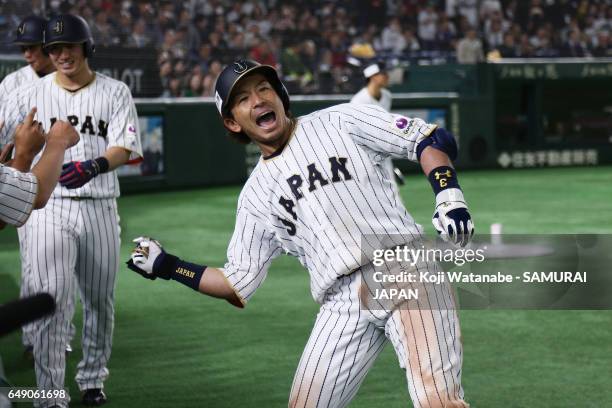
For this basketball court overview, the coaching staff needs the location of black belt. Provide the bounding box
[67,197,93,201]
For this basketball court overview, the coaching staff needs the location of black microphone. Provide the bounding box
[0,293,55,337]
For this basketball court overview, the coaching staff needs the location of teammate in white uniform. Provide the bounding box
[0,14,142,408]
[350,61,403,196]
[350,62,392,111]
[127,60,474,407]
[0,14,78,360]
[0,16,54,106]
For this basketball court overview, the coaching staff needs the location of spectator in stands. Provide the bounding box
[201,73,215,97]
[498,32,518,58]
[435,14,456,51]
[159,59,173,90]
[503,0,518,23]
[561,29,591,57]
[380,17,405,53]
[91,10,117,46]
[326,31,347,69]
[417,5,438,49]
[281,39,314,92]
[301,40,319,77]
[2,0,604,97]
[484,14,504,51]
[196,43,212,73]
[249,38,278,69]
[530,27,549,50]
[184,73,202,97]
[129,18,152,48]
[228,31,246,55]
[356,0,386,27]
[226,2,243,24]
[527,0,546,34]
[591,30,611,57]
[165,76,183,97]
[116,11,134,45]
[480,0,503,21]
[208,60,223,79]
[403,28,422,53]
[530,26,558,57]
[243,22,260,49]
[173,59,187,80]
[456,28,484,64]
[207,31,227,61]
[517,33,535,58]
[447,0,479,28]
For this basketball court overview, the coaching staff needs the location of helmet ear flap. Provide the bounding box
[81,41,95,58]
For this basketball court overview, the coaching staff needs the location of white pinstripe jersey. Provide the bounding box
[223,103,437,304]
[350,87,392,111]
[0,65,40,106]
[0,164,37,227]
[0,72,142,198]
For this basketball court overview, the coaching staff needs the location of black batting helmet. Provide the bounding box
[13,15,46,45]
[214,59,289,118]
[43,14,95,58]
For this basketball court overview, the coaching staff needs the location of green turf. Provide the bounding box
[1,166,611,407]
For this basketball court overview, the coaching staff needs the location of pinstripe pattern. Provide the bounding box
[0,72,142,198]
[19,227,77,350]
[0,65,39,108]
[221,103,465,406]
[25,198,120,408]
[289,273,387,408]
[290,267,466,408]
[0,63,49,352]
[0,164,37,226]
[350,87,400,197]
[223,103,433,304]
[0,70,141,408]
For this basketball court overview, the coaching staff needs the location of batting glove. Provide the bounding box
[432,188,474,247]
[59,160,99,189]
[126,237,174,280]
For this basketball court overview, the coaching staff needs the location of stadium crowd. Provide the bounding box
[0,0,610,96]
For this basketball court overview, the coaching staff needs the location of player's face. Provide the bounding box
[375,72,389,88]
[47,43,87,78]
[224,73,289,153]
[21,44,52,73]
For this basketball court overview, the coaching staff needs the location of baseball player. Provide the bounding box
[0,14,78,361]
[0,16,54,104]
[0,14,142,408]
[350,61,405,195]
[127,60,473,407]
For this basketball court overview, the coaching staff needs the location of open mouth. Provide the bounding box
[58,60,74,69]
[256,111,277,129]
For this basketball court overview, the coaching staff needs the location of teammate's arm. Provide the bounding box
[126,197,280,308]
[125,237,244,308]
[199,267,244,307]
[0,111,79,229]
[29,120,79,208]
[10,109,80,208]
